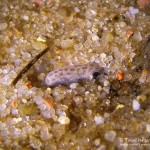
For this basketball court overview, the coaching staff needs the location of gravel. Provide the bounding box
[0,0,150,149]
[132,100,140,111]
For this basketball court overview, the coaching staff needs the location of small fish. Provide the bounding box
[45,62,105,87]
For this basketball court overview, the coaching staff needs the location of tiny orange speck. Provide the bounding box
[117,70,124,80]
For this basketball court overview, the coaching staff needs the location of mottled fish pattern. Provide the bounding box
[45,62,105,87]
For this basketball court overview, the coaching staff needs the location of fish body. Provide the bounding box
[45,62,105,87]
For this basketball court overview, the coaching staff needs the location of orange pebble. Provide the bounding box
[43,97,54,108]
[26,82,33,89]
[117,70,124,80]
[126,28,134,38]
[11,100,18,108]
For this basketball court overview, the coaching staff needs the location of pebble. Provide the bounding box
[98,85,102,91]
[37,73,45,81]
[137,95,147,101]
[40,103,47,110]
[146,124,150,133]
[94,116,104,125]
[35,96,43,105]
[132,100,140,111]
[0,23,8,30]
[61,39,74,49]
[94,138,100,146]
[40,126,52,141]
[22,115,29,121]
[22,15,29,21]
[70,83,77,89]
[41,109,55,119]
[129,6,139,15]
[9,118,21,125]
[22,52,31,60]
[119,21,127,28]
[11,108,19,116]
[21,99,27,104]
[92,34,99,41]
[116,104,125,110]
[73,96,83,105]
[14,59,22,66]
[100,53,107,59]
[133,31,142,42]
[58,116,70,125]
[74,43,83,51]
[104,113,110,118]
[104,80,109,86]
[97,145,106,150]
[32,41,47,50]
[104,130,116,142]
[86,109,92,116]
[2,69,8,74]
[74,7,80,13]
[46,88,52,95]
[0,103,6,111]
[37,36,46,43]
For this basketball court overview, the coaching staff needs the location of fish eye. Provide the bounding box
[93,72,100,79]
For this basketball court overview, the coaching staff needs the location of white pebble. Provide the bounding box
[11,109,19,116]
[92,34,99,41]
[58,116,70,125]
[74,7,80,13]
[22,15,29,21]
[22,52,31,60]
[2,69,8,74]
[94,138,100,146]
[40,126,52,141]
[38,73,45,81]
[98,86,102,91]
[14,59,22,66]
[39,103,47,110]
[104,80,109,86]
[70,83,77,89]
[61,39,74,49]
[133,31,142,42]
[35,96,43,105]
[22,115,29,121]
[9,118,19,125]
[46,88,52,94]
[100,53,107,59]
[73,96,83,105]
[119,21,127,28]
[132,100,140,111]
[13,128,21,135]
[41,109,55,119]
[104,130,116,142]
[90,10,97,16]
[0,104,6,111]
[94,116,104,125]
[104,113,110,118]
[8,48,15,53]
[146,124,150,133]
[129,6,139,15]
[21,99,27,104]
[37,36,46,43]
[0,23,8,30]
[74,43,83,51]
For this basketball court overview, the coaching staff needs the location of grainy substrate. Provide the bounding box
[0,0,150,149]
